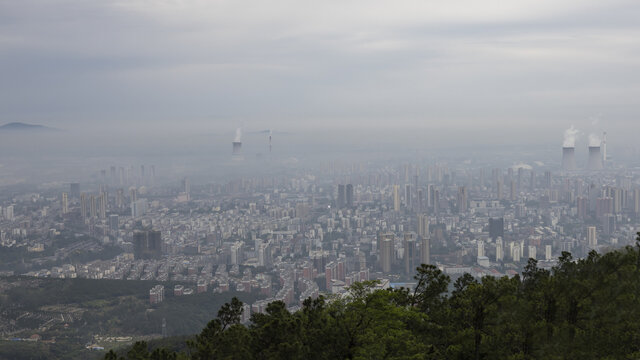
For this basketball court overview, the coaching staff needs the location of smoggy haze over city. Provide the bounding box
[1,0,640,182]
[5,3,640,358]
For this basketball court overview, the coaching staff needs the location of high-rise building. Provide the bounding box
[427,184,434,208]
[131,199,148,218]
[545,245,552,261]
[510,180,516,201]
[134,230,162,260]
[80,193,87,219]
[420,233,430,265]
[577,196,589,219]
[496,237,504,262]
[544,171,552,189]
[477,240,485,258]
[512,244,521,262]
[346,184,354,208]
[116,189,124,209]
[489,217,504,240]
[588,183,599,212]
[230,241,244,264]
[417,213,429,238]
[337,184,345,208]
[457,186,468,213]
[182,177,190,201]
[596,197,613,219]
[90,195,97,219]
[258,242,273,268]
[380,234,394,273]
[130,188,137,204]
[403,232,417,275]
[393,185,400,212]
[405,184,411,209]
[611,188,623,214]
[61,192,69,215]
[602,214,615,236]
[325,262,336,291]
[517,167,523,190]
[492,168,501,190]
[433,189,440,214]
[109,214,119,234]
[633,189,640,214]
[528,246,537,260]
[587,226,597,248]
[496,181,503,200]
[3,205,14,221]
[530,170,536,191]
[98,192,106,219]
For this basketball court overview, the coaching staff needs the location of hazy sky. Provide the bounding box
[1,0,640,139]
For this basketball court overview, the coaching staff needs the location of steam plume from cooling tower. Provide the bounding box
[234,127,242,142]
[563,125,579,148]
[588,133,601,147]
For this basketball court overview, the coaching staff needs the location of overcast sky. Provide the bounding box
[1,0,639,141]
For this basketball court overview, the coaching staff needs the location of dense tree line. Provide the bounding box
[107,234,640,359]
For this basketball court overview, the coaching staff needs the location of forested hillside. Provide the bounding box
[107,235,640,360]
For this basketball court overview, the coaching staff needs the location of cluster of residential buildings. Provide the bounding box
[2,159,640,317]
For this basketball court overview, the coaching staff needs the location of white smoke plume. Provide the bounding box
[588,133,601,147]
[234,127,242,142]
[563,125,578,148]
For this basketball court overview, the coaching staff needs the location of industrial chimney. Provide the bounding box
[232,127,243,160]
[588,146,603,170]
[562,147,576,171]
[232,141,242,155]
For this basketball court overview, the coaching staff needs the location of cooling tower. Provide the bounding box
[562,147,576,171]
[588,146,603,170]
[232,141,242,155]
[232,141,243,161]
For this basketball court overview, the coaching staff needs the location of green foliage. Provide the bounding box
[110,233,640,359]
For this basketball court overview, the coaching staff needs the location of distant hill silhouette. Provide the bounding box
[0,122,59,132]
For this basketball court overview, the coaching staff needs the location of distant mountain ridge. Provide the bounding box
[0,122,59,131]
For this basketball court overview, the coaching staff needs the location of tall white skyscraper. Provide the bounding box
[496,237,504,262]
[512,246,521,262]
[420,234,430,265]
[545,245,552,261]
[3,205,14,221]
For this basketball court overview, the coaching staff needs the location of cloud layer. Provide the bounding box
[1,0,640,138]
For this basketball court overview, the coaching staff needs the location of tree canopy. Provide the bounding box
[107,234,640,359]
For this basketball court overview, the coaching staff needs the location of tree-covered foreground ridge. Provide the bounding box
[107,234,640,360]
